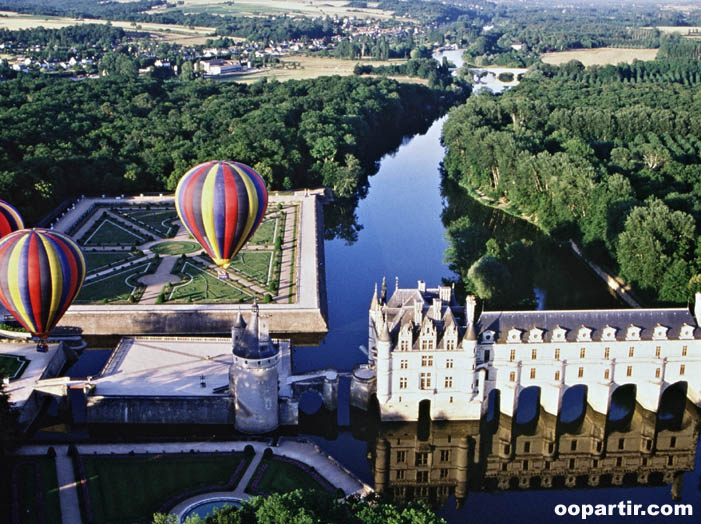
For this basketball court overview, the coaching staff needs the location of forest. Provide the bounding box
[442,52,701,306]
[0,73,462,231]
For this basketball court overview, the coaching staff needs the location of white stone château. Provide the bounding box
[350,280,701,421]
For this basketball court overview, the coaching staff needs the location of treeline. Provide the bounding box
[0,74,462,229]
[658,35,701,60]
[353,57,460,89]
[442,58,701,305]
[0,0,163,19]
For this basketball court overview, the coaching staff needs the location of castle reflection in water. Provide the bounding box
[353,398,699,509]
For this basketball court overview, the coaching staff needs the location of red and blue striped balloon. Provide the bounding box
[0,199,24,239]
[0,229,85,339]
[175,161,268,269]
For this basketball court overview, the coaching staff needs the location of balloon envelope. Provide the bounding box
[0,199,24,239]
[0,229,86,339]
[175,160,268,269]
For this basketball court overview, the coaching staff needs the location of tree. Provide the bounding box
[0,381,20,457]
[153,489,446,524]
[467,255,511,305]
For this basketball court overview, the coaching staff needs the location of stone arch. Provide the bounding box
[514,386,540,426]
[608,383,637,423]
[485,388,500,424]
[559,384,588,426]
[658,381,688,428]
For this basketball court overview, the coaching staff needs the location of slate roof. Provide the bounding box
[476,308,698,343]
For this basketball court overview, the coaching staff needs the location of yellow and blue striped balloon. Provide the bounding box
[175,161,268,269]
[0,229,85,340]
[0,199,24,239]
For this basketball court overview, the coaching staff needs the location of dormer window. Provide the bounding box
[529,328,543,342]
[652,325,668,340]
[482,330,495,343]
[679,324,695,340]
[577,326,592,342]
[552,327,567,342]
[626,325,641,341]
[601,326,617,341]
[508,328,522,343]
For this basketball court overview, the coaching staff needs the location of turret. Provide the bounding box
[376,320,392,403]
[694,292,701,325]
[232,312,246,351]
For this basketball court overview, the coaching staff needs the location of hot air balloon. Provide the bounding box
[175,160,268,276]
[0,199,24,239]
[0,229,86,351]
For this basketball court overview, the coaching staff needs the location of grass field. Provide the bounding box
[246,456,331,495]
[650,26,701,36]
[0,353,28,379]
[124,209,178,236]
[249,217,276,245]
[150,241,200,255]
[84,220,144,246]
[540,47,659,66]
[228,250,272,285]
[231,56,412,83]
[13,457,62,524]
[169,262,252,303]
[76,263,149,303]
[152,0,399,20]
[81,453,247,524]
[84,251,133,273]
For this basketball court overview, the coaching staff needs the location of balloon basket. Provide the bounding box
[36,342,48,353]
[217,270,229,281]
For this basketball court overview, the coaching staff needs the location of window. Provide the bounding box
[655,346,661,358]
[524,441,530,453]
[446,358,454,369]
[446,339,454,350]
[629,347,635,357]
[504,444,510,454]
[680,364,686,376]
[399,377,408,389]
[416,470,428,482]
[554,348,560,360]
[545,461,550,470]
[604,369,610,380]
[510,349,516,361]
[532,348,537,360]
[626,365,632,377]
[554,370,560,381]
[530,368,536,379]
[580,347,586,358]
[523,460,529,471]
[400,340,408,351]
[655,368,661,378]
[593,459,599,468]
[670,437,677,449]
[440,468,449,479]
[682,345,688,356]
[569,458,575,469]
[578,367,584,378]
[604,347,610,359]
[422,340,428,350]
[400,359,408,369]
[396,451,406,463]
[396,470,405,480]
[444,376,453,388]
[421,355,433,367]
[415,452,428,466]
[509,371,516,382]
[618,438,624,450]
[440,449,451,462]
[616,457,623,467]
[420,372,432,390]
[642,457,648,466]
[571,440,577,451]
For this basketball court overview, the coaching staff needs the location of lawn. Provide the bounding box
[84,251,133,273]
[150,241,200,256]
[228,251,272,285]
[0,353,29,379]
[168,262,252,303]
[248,217,277,245]
[246,455,334,496]
[81,453,247,524]
[83,220,145,246]
[13,456,62,524]
[76,263,149,304]
[123,209,178,236]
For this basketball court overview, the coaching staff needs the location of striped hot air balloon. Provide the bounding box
[175,160,268,269]
[0,199,24,239]
[0,229,85,345]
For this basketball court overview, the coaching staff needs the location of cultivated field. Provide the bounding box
[0,11,217,45]
[650,25,701,36]
[231,55,422,83]
[540,47,659,66]
[149,0,401,20]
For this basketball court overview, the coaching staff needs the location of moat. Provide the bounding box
[22,49,700,523]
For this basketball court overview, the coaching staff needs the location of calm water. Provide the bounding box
[57,49,699,523]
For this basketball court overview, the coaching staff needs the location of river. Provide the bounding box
[55,49,699,522]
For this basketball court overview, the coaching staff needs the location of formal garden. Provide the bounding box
[65,199,293,305]
[11,455,62,524]
[0,353,29,380]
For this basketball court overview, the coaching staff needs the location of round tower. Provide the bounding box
[376,320,392,404]
[230,304,280,433]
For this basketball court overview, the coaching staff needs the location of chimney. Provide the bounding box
[439,285,452,302]
[417,280,426,293]
[432,298,442,319]
[695,292,701,324]
[414,299,422,324]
